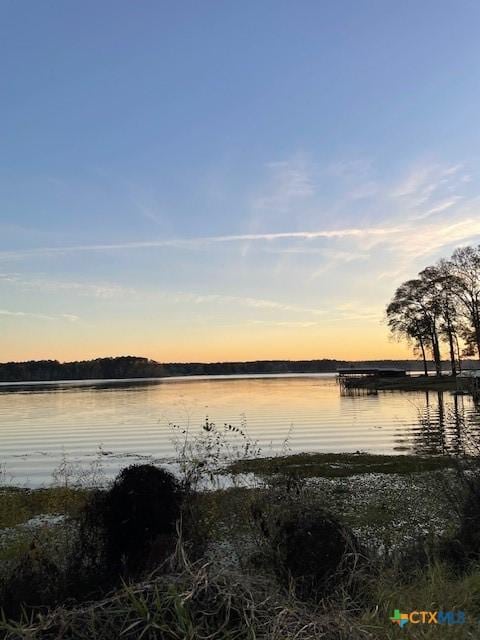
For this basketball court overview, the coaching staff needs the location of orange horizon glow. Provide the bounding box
[0,326,414,364]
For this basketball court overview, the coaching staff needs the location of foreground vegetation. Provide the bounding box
[2,448,480,639]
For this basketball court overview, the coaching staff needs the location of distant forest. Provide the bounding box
[0,356,474,383]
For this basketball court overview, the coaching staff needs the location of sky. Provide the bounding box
[2,1,480,363]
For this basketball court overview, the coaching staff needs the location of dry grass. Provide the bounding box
[0,542,374,640]
[4,548,480,639]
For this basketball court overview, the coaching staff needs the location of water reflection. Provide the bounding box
[1,374,480,486]
[406,391,480,456]
[0,378,166,394]
[339,386,379,397]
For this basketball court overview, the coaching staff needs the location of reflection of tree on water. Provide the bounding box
[408,391,480,456]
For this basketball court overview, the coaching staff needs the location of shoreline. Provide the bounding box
[340,374,478,392]
[1,452,477,638]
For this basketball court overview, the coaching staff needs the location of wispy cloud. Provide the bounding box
[3,160,473,271]
[413,196,463,220]
[253,157,315,211]
[389,163,462,201]
[0,272,131,298]
[0,273,20,283]
[0,269,329,318]
[2,157,480,341]
[397,217,480,258]
[0,309,79,322]
[172,291,328,316]
[388,163,468,217]
[334,303,383,323]
[0,226,401,260]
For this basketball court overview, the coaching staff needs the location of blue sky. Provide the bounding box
[2,1,480,361]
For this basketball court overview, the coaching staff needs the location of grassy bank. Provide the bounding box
[0,486,89,529]
[227,451,455,477]
[0,453,479,638]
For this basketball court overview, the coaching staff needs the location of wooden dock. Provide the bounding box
[337,367,407,380]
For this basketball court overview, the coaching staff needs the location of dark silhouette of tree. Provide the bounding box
[448,246,480,360]
[386,244,480,372]
[386,295,430,376]
[419,262,460,376]
[387,278,442,375]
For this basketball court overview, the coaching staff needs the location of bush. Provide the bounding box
[100,464,183,575]
[1,543,61,619]
[1,466,183,620]
[269,505,360,600]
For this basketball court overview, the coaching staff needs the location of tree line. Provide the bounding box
[0,356,451,383]
[386,245,480,376]
[0,356,347,382]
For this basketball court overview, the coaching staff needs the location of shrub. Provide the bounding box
[267,504,360,600]
[100,464,183,575]
[1,543,61,619]
[0,466,183,620]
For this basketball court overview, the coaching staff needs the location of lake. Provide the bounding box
[1,373,479,486]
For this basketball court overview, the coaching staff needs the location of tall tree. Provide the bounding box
[386,279,441,375]
[448,246,480,361]
[419,262,460,376]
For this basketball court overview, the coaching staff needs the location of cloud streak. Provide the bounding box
[0,226,401,260]
[0,272,131,299]
[0,270,329,317]
[0,309,79,322]
[2,157,480,346]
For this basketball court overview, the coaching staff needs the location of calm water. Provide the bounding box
[1,373,480,486]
